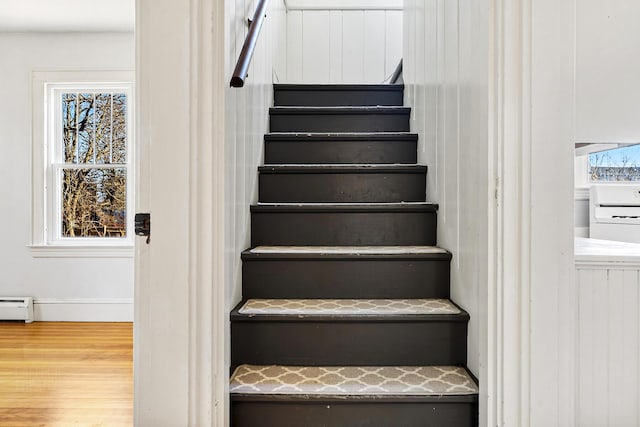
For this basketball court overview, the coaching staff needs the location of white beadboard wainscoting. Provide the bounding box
[284,9,402,84]
[575,238,640,426]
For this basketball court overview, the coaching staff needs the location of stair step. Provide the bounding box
[231,82,479,426]
[251,203,437,246]
[230,364,478,397]
[259,164,426,172]
[264,133,418,164]
[233,298,464,320]
[230,365,478,427]
[242,246,452,299]
[270,107,411,133]
[238,298,460,316]
[274,84,404,106]
[246,245,449,255]
[259,164,427,203]
[231,298,468,366]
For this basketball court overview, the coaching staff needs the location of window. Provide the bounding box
[31,72,134,256]
[54,89,130,240]
[589,144,640,182]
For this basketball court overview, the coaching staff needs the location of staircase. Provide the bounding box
[229,84,479,426]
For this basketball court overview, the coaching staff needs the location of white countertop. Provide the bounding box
[575,237,640,264]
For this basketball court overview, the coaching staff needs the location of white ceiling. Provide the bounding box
[0,0,134,32]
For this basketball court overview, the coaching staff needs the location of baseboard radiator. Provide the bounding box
[0,297,34,323]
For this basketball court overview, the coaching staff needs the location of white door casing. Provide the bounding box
[135,0,226,425]
[488,0,576,425]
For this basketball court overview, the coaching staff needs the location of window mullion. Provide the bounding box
[52,163,126,170]
[110,93,114,164]
[52,163,62,243]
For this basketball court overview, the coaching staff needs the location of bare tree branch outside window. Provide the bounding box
[589,146,640,182]
[61,93,127,237]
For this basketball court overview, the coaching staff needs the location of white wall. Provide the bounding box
[224,0,286,323]
[0,32,134,321]
[575,196,590,237]
[403,0,489,392]
[284,9,402,83]
[224,0,287,418]
[576,0,640,143]
[576,261,640,426]
[575,156,590,237]
[574,1,640,238]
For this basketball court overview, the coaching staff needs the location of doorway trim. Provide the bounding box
[134,0,227,424]
[487,0,577,425]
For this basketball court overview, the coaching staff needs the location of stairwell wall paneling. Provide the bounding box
[407,0,578,425]
[403,0,490,421]
[0,33,134,321]
[284,9,402,84]
[223,0,287,409]
[575,264,640,427]
[576,0,640,143]
[225,0,286,304]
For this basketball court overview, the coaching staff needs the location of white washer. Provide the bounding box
[590,184,640,243]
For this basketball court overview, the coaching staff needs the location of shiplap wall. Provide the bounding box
[576,264,640,426]
[224,0,287,336]
[283,9,402,84]
[403,0,489,387]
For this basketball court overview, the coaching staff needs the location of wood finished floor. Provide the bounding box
[0,322,132,427]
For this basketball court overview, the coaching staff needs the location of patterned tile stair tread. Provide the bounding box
[230,365,478,396]
[255,202,431,206]
[249,246,449,254]
[259,163,424,167]
[238,299,461,316]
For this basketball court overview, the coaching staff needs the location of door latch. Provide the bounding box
[135,213,151,244]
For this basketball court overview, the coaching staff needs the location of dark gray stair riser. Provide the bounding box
[231,400,478,427]
[232,82,478,426]
[259,170,427,203]
[270,108,410,133]
[264,137,418,164]
[242,258,451,299]
[251,211,437,246]
[274,84,404,107]
[231,319,468,366]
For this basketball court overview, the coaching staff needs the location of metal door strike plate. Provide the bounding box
[135,213,151,244]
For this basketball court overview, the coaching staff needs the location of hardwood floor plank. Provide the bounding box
[0,322,132,426]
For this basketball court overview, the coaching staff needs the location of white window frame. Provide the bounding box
[30,71,135,258]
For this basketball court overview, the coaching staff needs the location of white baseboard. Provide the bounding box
[34,298,133,322]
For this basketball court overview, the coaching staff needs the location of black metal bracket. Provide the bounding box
[135,213,151,244]
[248,14,266,27]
